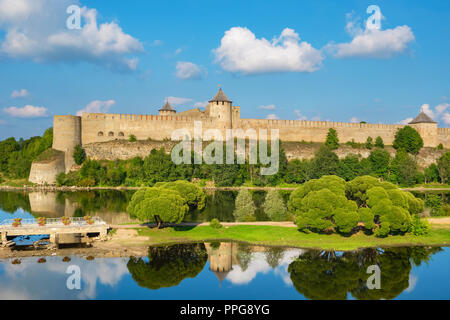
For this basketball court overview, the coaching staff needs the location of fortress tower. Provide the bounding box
[159,100,176,116]
[408,111,438,147]
[52,115,82,172]
[207,88,233,130]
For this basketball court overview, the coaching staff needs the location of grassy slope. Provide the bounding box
[136,225,450,251]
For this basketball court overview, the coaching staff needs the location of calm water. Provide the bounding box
[0,190,447,224]
[0,242,449,300]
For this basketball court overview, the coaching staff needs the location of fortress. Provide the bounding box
[29,88,449,184]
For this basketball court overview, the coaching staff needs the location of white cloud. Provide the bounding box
[151,40,163,46]
[443,112,450,125]
[214,27,323,74]
[419,102,449,123]
[166,96,192,106]
[328,13,414,59]
[421,104,434,118]
[11,88,29,98]
[398,117,413,125]
[258,104,276,110]
[76,99,115,116]
[3,104,48,118]
[0,0,144,71]
[266,114,279,120]
[194,101,208,108]
[175,48,182,55]
[350,117,360,123]
[435,103,449,116]
[175,61,206,80]
[294,110,308,120]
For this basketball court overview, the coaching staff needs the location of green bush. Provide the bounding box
[365,137,373,150]
[291,175,420,236]
[393,126,423,154]
[359,207,375,230]
[233,189,256,222]
[262,190,288,221]
[409,215,431,236]
[129,134,137,142]
[73,145,86,165]
[375,136,384,148]
[210,218,222,229]
[77,178,95,187]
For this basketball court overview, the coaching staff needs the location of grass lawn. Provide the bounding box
[135,225,450,251]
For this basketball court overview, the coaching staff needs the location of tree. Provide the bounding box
[73,144,86,165]
[127,187,188,228]
[129,134,137,142]
[262,190,288,221]
[437,151,450,184]
[325,128,339,150]
[393,126,423,154]
[310,146,339,178]
[154,180,206,211]
[233,189,256,221]
[424,163,440,183]
[375,136,384,148]
[390,150,418,186]
[365,137,373,150]
[338,154,361,181]
[368,149,390,178]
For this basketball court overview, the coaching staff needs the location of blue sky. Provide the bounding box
[0,0,449,139]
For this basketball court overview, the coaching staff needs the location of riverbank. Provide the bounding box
[109,225,450,251]
[1,184,449,192]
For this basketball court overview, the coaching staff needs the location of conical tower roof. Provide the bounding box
[409,111,436,124]
[209,88,231,103]
[159,100,175,112]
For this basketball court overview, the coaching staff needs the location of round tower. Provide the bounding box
[208,88,233,129]
[408,111,438,147]
[53,115,82,172]
[159,100,176,116]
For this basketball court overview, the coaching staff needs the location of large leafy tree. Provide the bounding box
[127,187,188,228]
[393,126,423,154]
[233,188,256,221]
[262,190,288,221]
[154,180,206,211]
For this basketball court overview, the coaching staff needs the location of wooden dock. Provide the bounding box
[0,217,109,247]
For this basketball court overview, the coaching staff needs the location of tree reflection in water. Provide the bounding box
[288,247,442,300]
[127,243,207,290]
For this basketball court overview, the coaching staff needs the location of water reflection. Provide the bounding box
[288,247,443,300]
[0,190,448,224]
[127,243,208,290]
[0,242,447,299]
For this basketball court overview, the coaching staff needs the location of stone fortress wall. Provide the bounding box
[75,110,449,148]
[30,88,449,184]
